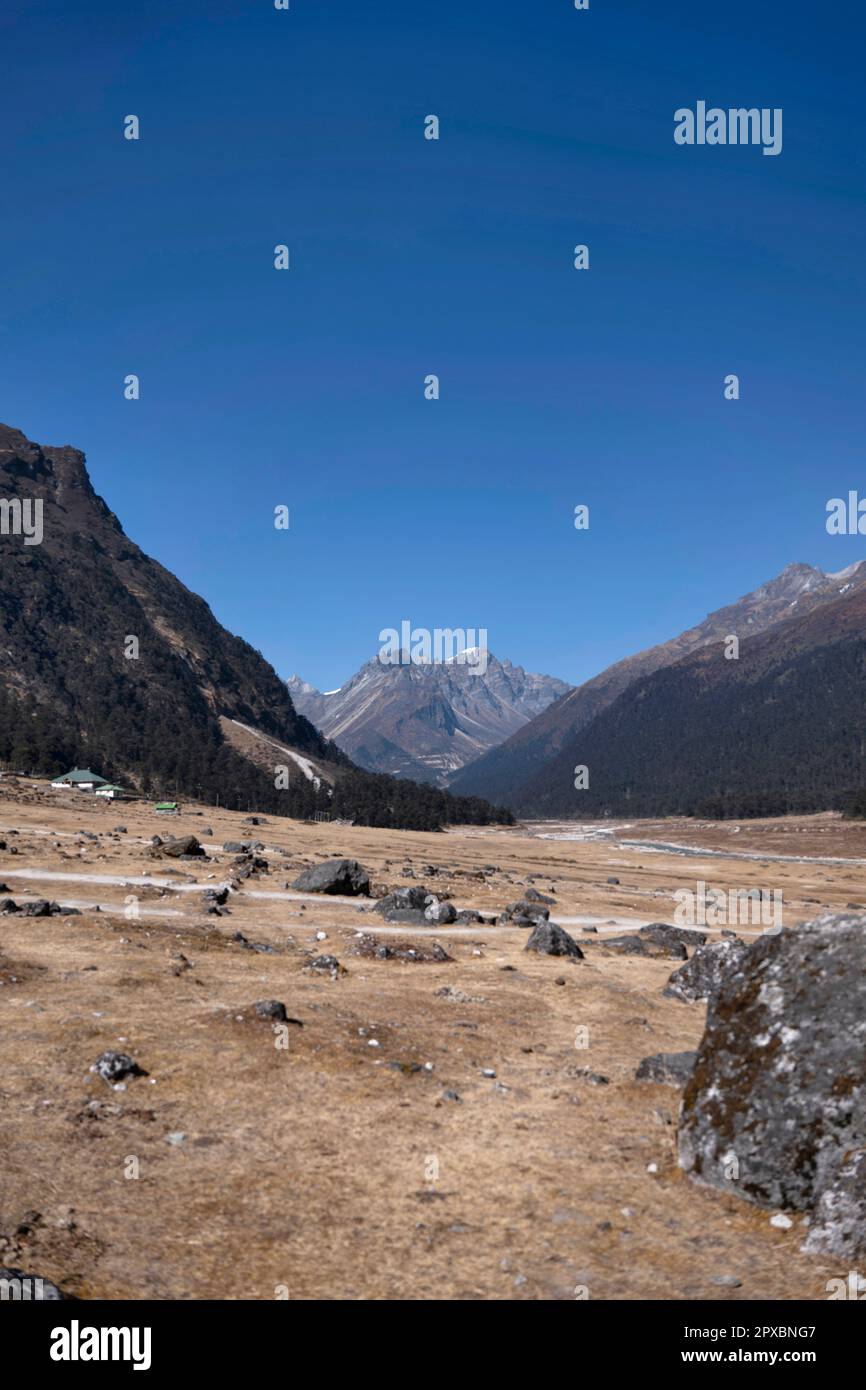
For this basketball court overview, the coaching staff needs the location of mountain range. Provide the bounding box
[449,559,866,817]
[287,654,570,786]
[0,423,511,830]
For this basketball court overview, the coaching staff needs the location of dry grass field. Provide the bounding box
[1,777,864,1300]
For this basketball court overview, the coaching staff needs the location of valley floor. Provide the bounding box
[1,779,863,1300]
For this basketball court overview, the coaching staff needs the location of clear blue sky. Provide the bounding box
[3,0,865,689]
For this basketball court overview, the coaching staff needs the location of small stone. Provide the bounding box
[770,1213,793,1230]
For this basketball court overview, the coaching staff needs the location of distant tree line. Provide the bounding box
[0,684,513,830]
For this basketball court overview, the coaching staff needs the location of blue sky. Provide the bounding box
[3,0,865,689]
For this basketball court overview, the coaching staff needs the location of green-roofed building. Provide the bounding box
[50,768,109,791]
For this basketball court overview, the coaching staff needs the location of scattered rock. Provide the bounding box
[307,954,347,979]
[230,931,277,955]
[92,1051,147,1084]
[524,921,584,959]
[636,1052,697,1087]
[434,985,486,1004]
[424,899,457,925]
[253,1000,296,1023]
[599,934,687,960]
[352,933,453,964]
[523,887,555,904]
[639,922,708,950]
[499,899,550,928]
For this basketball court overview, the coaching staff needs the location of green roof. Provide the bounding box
[55,768,108,785]
[155,802,178,810]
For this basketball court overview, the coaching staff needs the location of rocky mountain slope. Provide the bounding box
[287,653,570,786]
[513,582,866,819]
[449,560,866,809]
[0,423,511,829]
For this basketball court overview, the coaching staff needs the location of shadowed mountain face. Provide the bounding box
[448,560,866,810]
[512,583,866,819]
[0,424,511,829]
[287,654,571,786]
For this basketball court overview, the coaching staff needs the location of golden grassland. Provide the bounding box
[1,780,864,1300]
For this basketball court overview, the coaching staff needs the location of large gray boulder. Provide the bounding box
[524,921,584,959]
[424,899,457,925]
[664,938,747,1002]
[161,835,206,859]
[291,858,370,896]
[678,913,866,1255]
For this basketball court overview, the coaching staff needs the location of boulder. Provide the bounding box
[499,899,550,928]
[664,939,747,1003]
[802,1147,866,1259]
[524,921,584,959]
[161,835,205,859]
[636,1052,697,1086]
[375,886,431,914]
[424,900,457,925]
[92,1051,147,1084]
[292,858,370,896]
[639,922,707,949]
[678,913,866,1255]
[597,934,686,960]
[307,954,347,978]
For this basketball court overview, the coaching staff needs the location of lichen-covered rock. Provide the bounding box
[664,938,747,1002]
[524,921,584,958]
[801,1146,866,1259]
[92,1051,147,1083]
[678,914,866,1254]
